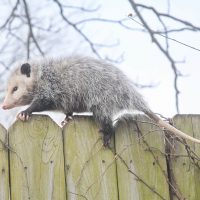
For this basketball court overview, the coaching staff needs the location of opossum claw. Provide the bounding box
[17,111,31,121]
[61,113,73,127]
[61,120,67,127]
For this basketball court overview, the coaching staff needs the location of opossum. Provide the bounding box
[2,56,200,146]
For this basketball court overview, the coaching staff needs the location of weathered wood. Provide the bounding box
[0,124,9,200]
[8,115,66,200]
[1,114,200,200]
[115,115,170,200]
[63,116,118,200]
[171,115,200,200]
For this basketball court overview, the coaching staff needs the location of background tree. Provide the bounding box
[0,0,200,126]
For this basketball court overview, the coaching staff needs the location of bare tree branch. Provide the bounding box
[0,0,200,114]
[75,18,142,31]
[52,0,102,59]
[127,0,200,113]
[128,1,180,112]
[0,0,20,30]
[52,0,143,61]
[136,4,200,31]
[61,4,101,12]
[22,0,44,58]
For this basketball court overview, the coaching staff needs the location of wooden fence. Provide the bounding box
[0,114,200,200]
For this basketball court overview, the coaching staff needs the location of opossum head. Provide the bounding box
[2,63,35,110]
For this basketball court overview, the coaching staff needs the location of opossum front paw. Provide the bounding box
[17,111,31,121]
[61,115,73,127]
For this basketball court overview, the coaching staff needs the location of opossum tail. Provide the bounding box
[146,111,200,144]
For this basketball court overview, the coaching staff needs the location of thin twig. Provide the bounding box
[22,0,44,57]
[128,1,181,113]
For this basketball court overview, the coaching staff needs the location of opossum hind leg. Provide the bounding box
[99,121,114,147]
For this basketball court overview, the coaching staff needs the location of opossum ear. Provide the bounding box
[21,63,31,77]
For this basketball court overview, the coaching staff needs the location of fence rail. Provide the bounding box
[0,114,199,200]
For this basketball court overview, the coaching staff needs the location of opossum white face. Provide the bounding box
[2,63,35,110]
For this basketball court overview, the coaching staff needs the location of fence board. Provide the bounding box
[115,115,170,200]
[1,114,200,200]
[0,124,9,200]
[171,115,200,200]
[8,115,66,200]
[63,116,118,200]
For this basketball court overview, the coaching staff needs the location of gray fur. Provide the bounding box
[6,56,200,145]
[29,56,151,122]
[6,56,158,146]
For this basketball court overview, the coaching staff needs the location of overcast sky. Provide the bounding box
[0,0,200,127]
[96,0,200,116]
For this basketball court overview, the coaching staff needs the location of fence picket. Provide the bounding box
[115,115,170,200]
[63,116,118,200]
[0,114,198,200]
[8,115,66,200]
[170,115,200,200]
[0,124,9,200]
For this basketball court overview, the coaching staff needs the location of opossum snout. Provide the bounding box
[2,105,8,110]
[2,98,14,110]
[2,103,10,110]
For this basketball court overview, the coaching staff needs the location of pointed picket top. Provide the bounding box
[8,115,66,200]
[170,114,200,200]
[115,115,170,200]
[0,124,9,200]
[63,116,118,200]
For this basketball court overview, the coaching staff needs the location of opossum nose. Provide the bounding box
[2,104,8,110]
[2,104,9,110]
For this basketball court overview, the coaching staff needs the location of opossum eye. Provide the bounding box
[12,86,18,93]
